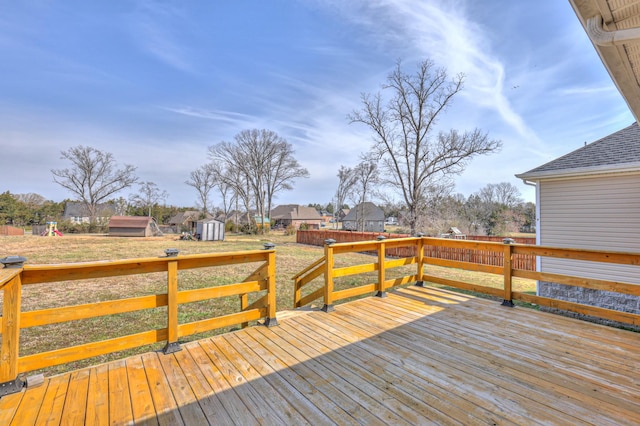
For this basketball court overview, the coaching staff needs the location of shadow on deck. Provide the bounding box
[2,286,639,425]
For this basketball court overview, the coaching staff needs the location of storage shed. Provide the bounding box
[196,219,225,241]
[108,216,160,237]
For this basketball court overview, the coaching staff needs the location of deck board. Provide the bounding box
[5,286,640,425]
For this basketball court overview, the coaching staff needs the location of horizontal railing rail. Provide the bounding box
[292,236,640,328]
[297,229,537,270]
[293,237,426,311]
[0,249,277,392]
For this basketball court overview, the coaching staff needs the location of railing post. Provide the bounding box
[322,239,335,312]
[293,276,302,308]
[415,233,425,286]
[163,259,182,354]
[0,267,24,396]
[240,293,249,328]
[502,239,515,307]
[376,236,387,297]
[264,250,278,327]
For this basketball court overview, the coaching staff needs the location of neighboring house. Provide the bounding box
[342,202,385,232]
[270,205,323,229]
[108,216,162,237]
[63,202,115,224]
[319,210,333,224]
[168,210,211,234]
[337,209,350,222]
[216,211,253,227]
[516,122,640,320]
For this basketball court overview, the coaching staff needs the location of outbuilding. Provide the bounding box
[196,219,225,241]
[108,216,161,237]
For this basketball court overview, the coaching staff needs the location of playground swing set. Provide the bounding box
[41,221,64,237]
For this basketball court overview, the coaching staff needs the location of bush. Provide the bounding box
[284,225,296,236]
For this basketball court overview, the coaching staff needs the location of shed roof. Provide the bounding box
[108,216,153,228]
[517,122,640,180]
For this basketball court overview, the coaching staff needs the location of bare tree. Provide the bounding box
[334,165,357,228]
[129,181,168,217]
[473,182,524,235]
[349,59,502,234]
[51,145,137,229]
[212,164,237,226]
[350,160,379,232]
[478,182,523,208]
[208,129,308,234]
[186,163,217,216]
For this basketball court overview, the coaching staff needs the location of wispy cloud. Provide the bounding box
[127,1,195,72]
[161,106,256,126]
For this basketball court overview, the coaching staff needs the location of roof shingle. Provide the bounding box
[517,122,640,179]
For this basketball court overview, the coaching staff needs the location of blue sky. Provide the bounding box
[0,0,634,209]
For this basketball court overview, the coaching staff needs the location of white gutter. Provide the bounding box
[586,15,640,46]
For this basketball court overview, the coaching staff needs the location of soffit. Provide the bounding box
[570,0,640,120]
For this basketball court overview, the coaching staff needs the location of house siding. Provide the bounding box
[539,174,640,284]
[538,174,640,328]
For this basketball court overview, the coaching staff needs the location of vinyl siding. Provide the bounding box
[539,174,640,284]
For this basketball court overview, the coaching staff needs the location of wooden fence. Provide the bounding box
[0,226,24,236]
[0,249,277,389]
[292,236,640,328]
[297,230,536,271]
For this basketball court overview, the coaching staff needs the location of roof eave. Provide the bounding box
[516,161,640,181]
[569,0,640,122]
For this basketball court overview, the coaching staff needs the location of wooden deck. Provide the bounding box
[2,285,639,425]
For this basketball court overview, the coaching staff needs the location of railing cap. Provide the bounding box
[503,238,515,244]
[0,255,27,268]
[263,242,276,250]
[165,248,180,257]
[324,239,336,246]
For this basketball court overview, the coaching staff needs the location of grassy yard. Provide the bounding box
[0,232,536,376]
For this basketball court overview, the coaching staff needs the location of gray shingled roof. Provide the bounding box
[517,122,640,179]
[342,202,385,221]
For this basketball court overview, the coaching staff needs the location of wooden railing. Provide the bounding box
[293,237,426,311]
[0,249,277,389]
[293,237,640,327]
[297,229,537,270]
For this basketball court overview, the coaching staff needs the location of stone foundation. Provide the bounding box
[538,281,640,331]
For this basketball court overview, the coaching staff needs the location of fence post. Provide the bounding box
[415,234,425,286]
[264,250,278,327]
[0,269,24,396]
[376,236,387,297]
[502,239,514,307]
[322,239,335,312]
[163,259,182,354]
